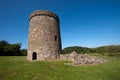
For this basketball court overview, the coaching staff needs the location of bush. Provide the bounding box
[0,40,26,56]
[108,53,120,58]
[20,49,27,56]
[62,46,90,54]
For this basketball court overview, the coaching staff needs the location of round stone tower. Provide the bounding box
[27,10,62,61]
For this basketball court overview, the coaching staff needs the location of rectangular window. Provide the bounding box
[55,36,57,41]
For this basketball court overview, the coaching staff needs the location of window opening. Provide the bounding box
[55,36,57,41]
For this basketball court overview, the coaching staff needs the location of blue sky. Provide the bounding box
[0,0,120,49]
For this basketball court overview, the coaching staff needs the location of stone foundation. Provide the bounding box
[60,51,106,66]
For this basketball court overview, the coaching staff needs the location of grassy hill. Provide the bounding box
[0,55,120,80]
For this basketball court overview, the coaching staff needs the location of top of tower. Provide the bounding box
[29,10,59,21]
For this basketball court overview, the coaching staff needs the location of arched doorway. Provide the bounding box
[32,52,37,60]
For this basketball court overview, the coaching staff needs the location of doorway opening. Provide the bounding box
[32,52,37,60]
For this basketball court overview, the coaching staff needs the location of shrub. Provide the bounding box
[108,53,120,58]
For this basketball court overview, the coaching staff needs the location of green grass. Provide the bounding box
[0,55,120,80]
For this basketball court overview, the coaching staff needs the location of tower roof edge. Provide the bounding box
[29,10,59,21]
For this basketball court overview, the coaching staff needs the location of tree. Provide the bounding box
[0,40,9,55]
[3,43,21,56]
[20,49,27,56]
[62,46,91,54]
[0,40,22,56]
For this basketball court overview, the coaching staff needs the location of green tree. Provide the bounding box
[0,40,9,55]
[3,43,21,56]
[20,49,27,56]
[0,40,22,56]
[62,46,91,54]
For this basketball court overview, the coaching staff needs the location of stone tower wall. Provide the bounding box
[27,10,62,61]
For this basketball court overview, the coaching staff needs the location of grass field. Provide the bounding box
[0,55,120,80]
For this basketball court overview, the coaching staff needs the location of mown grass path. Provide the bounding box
[0,55,120,80]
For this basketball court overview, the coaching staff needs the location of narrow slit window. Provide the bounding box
[55,36,57,41]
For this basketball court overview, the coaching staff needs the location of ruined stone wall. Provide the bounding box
[60,51,106,66]
[27,10,62,61]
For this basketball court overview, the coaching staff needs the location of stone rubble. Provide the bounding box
[60,51,106,66]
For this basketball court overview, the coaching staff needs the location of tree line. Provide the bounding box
[1,40,120,57]
[0,40,27,56]
[62,45,120,54]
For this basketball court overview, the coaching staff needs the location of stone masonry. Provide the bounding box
[27,10,62,61]
[27,10,105,65]
[60,51,106,66]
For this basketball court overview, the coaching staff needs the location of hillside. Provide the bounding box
[62,45,120,54]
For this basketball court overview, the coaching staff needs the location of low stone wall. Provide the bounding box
[60,51,106,66]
